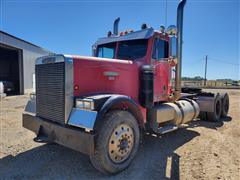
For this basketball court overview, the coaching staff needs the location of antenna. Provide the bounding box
[165,0,168,26]
[204,55,208,86]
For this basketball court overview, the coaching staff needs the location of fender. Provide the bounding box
[24,94,145,131]
[94,95,145,130]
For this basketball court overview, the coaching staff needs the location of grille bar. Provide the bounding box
[36,62,65,124]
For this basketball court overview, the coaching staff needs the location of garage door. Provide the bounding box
[0,44,23,95]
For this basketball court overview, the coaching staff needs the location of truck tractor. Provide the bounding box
[23,0,230,174]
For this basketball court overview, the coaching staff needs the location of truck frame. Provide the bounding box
[23,0,230,174]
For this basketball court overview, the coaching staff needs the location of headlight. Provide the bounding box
[76,100,84,109]
[75,98,94,110]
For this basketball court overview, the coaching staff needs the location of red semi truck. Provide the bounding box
[23,0,229,174]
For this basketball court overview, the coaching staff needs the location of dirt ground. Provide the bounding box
[0,89,239,180]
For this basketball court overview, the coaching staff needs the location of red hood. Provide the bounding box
[72,56,141,102]
[72,55,133,64]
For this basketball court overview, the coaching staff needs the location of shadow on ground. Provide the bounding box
[188,116,232,130]
[0,127,201,180]
[0,117,232,180]
[1,117,231,180]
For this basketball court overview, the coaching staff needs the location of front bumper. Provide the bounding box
[22,113,95,155]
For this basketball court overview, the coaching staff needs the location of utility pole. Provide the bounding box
[204,55,208,86]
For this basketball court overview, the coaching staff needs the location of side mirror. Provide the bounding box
[92,45,97,57]
[169,36,177,58]
[166,25,178,58]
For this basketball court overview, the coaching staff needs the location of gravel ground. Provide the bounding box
[0,89,239,179]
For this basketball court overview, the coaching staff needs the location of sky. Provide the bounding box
[0,0,239,80]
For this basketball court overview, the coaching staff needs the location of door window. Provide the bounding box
[152,39,169,60]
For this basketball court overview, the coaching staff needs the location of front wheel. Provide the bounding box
[90,110,140,174]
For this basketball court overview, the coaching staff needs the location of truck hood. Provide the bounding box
[71,55,133,64]
[71,55,140,101]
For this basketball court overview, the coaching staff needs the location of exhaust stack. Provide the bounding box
[173,0,186,101]
[113,17,120,35]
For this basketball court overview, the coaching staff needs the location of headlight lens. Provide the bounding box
[75,99,94,110]
[83,101,91,109]
[76,100,84,109]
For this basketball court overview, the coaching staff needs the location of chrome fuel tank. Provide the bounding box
[154,99,200,126]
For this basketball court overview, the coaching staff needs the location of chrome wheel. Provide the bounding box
[108,124,134,163]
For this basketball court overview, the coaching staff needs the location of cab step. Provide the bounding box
[158,125,178,134]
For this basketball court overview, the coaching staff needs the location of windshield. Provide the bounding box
[97,42,116,59]
[96,39,148,60]
[117,39,148,60]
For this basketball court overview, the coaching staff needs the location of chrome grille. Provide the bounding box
[36,62,65,124]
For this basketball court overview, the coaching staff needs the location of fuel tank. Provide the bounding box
[154,99,200,126]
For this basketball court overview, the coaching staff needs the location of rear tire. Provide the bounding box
[206,95,222,122]
[90,110,140,174]
[221,93,229,118]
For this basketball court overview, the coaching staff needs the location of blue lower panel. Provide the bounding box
[68,108,97,130]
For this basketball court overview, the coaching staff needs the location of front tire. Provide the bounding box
[90,110,140,174]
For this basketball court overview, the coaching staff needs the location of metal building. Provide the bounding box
[0,31,51,95]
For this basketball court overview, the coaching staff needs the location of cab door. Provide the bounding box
[152,38,171,102]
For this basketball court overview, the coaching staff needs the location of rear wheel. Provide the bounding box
[90,110,140,174]
[221,93,229,118]
[206,95,222,122]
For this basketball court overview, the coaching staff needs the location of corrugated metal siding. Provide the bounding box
[0,31,51,94]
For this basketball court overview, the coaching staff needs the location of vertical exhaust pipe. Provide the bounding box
[113,17,120,35]
[173,0,187,101]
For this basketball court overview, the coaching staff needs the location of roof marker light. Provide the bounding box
[141,23,148,29]
[107,31,112,37]
[160,25,165,33]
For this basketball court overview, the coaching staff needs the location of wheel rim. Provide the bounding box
[108,124,134,163]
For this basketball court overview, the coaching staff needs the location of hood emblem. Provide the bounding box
[103,71,119,81]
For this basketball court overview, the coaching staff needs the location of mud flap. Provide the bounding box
[34,125,51,143]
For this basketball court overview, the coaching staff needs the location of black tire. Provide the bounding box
[221,93,229,118]
[90,110,140,174]
[206,95,222,122]
[199,111,207,121]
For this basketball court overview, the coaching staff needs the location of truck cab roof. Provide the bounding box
[93,27,156,47]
